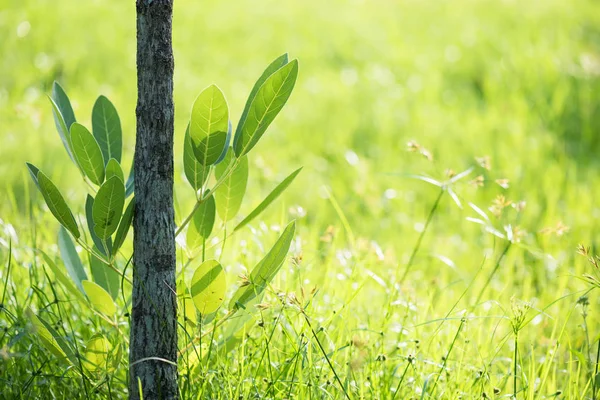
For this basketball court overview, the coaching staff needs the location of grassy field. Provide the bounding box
[2,0,600,398]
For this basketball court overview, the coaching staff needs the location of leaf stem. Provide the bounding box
[76,238,132,285]
[175,157,240,237]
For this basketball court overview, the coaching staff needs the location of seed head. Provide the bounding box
[469,175,485,187]
[407,140,420,152]
[475,156,491,170]
[489,195,512,217]
[495,178,509,189]
[237,274,251,287]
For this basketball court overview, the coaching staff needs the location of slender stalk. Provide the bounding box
[303,313,351,400]
[399,188,444,283]
[514,332,518,399]
[475,242,511,304]
[1,239,12,309]
[178,309,236,355]
[219,226,227,262]
[391,359,411,400]
[430,318,465,394]
[594,338,600,400]
[582,304,593,392]
[383,189,444,329]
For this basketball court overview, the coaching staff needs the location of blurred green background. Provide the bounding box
[3,0,600,396]
[2,0,600,247]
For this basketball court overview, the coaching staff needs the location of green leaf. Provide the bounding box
[234,54,288,150]
[82,280,117,316]
[234,59,298,157]
[26,162,40,190]
[40,250,86,304]
[181,293,198,328]
[186,194,216,252]
[214,120,233,165]
[36,313,76,364]
[50,82,76,162]
[90,249,120,300]
[190,260,227,315]
[58,226,88,293]
[105,158,124,183]
[92,95,122,164]
[83,335,110,372]
[26,309,68,360]
[189,85,229,165]
[234,167,302,231]
[52,82,76,130]
[125,161,134,197]
[191,129,227,167]
[214,149,248,223]
[93,176,125,239]
[70,122,105,185]
[37,171,80,238]
[111,197,134,256]
[229,220,296,309]
[183,124,210,193]
[219,293,264,351]
[85,195,110,256]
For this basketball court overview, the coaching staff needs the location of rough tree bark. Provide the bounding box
[129,1,178,399]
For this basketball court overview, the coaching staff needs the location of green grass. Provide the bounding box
[2,0,600,398]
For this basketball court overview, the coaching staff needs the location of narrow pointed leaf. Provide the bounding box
[234,59,298,157]
[189,85,229,165]
[26,309,68,360]
[70,122,105,185]
[190,260,226,315]
[183,124,209,193]
[82,280,117,316]
[40,250,86,304]
[186,194,216,252]
[125,161,134,197]
[36,313,77,364]
[182,292,198,328]
[214,149,248,223]
[90,249,120,300]
[92,176,125,239]
[52,82,76,129]
[26,162,40,190]
[105,158,124,183]
[229,220,296,309]
[234,54,288,151]
[37,171,80,238]
[92,95,122,164]
[111,197,134,256]
[214,120,232,165]
[50,82,76,162]
[58,226,87,293]
[221,293,264,343]
[234,167,302,231]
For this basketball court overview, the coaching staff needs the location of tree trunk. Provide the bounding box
[129,1,178,399]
